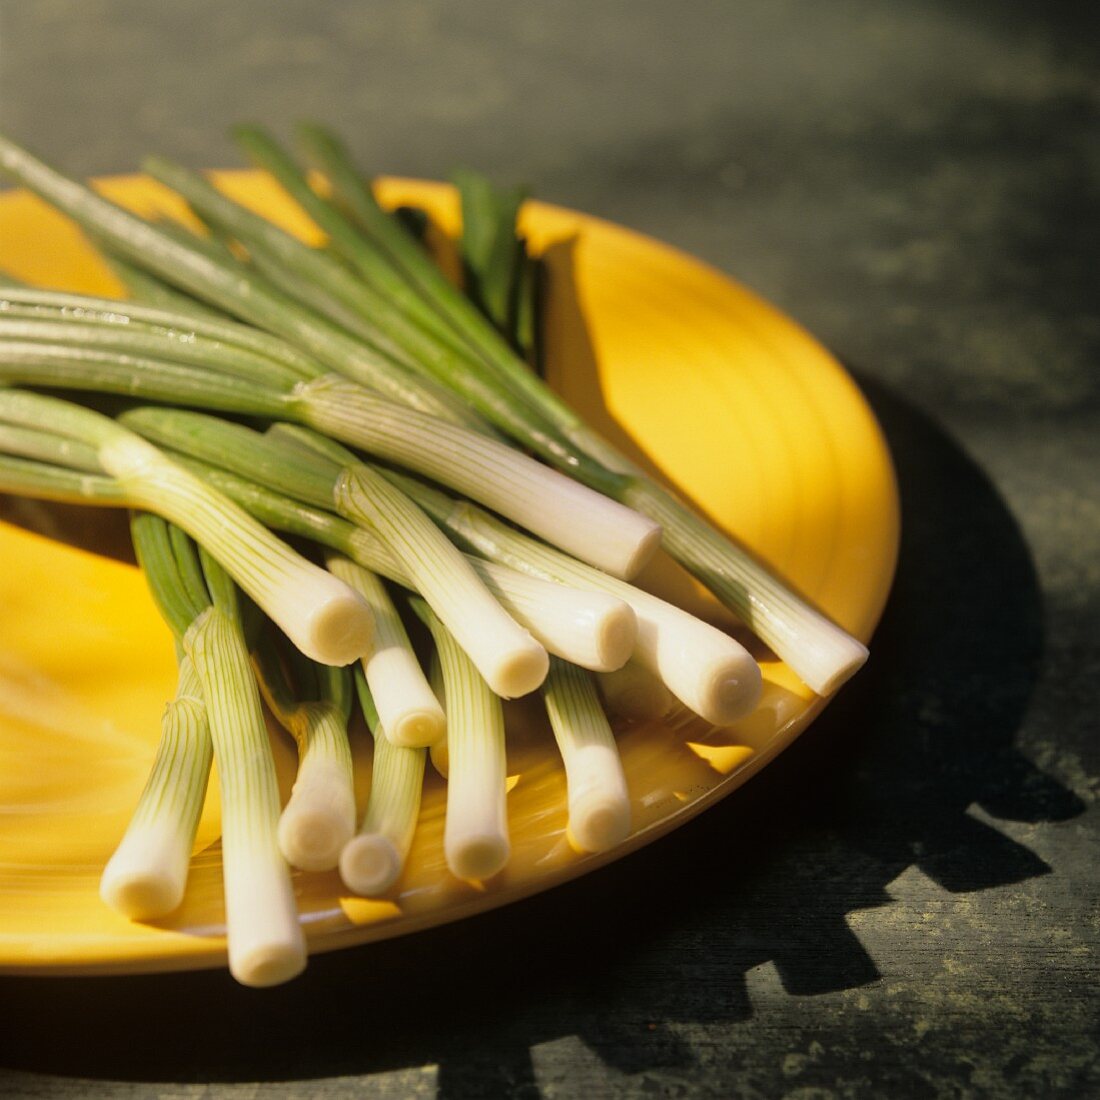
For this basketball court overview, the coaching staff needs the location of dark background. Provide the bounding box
[1,2,1097,1097]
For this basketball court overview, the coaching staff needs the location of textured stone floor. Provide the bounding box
[1,3,1096,1096]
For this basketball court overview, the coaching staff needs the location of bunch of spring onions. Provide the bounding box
[0,125,868,987]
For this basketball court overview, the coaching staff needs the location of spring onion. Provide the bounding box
[0,298,660,580]
[326,554,445,749]
[119,405,549,698]
[542,659,631,853]
[252,632,356,871]
[0,132,484,429]
[0,389,373,665]
[598,660,676,723]
[198,444,635,673]
[183,549,306,987]
[339,673,427,895]
[292,128,868,693]
[413,598,510,881]
[388,474,763,727]
[99,514,213,920]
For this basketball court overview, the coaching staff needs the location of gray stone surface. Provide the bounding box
[0,2,1097,1097]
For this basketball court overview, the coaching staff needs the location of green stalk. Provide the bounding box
[513,247,544,372]
[453,167,527,334]
[0,340,292,417]
[146,153,561,454]
[0,422,102,472]
[102,252,230,321]
[0,286,324,380]
[0,317,306,390]
[339,672,427,896]
[232,125,478,362]
[297,123,588,443]
[0,133,481,426]
[295,127,869,694]
[0,452,125,504]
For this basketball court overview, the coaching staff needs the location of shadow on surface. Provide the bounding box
[0,369,1083,1093]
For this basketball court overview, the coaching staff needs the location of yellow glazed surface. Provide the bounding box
[0,173,899,974]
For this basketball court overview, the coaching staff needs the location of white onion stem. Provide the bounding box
[598,660,676,723]
[335,463,547,698]
[326,554,445,748]
[99,655,212,920]
[415,601,510,881]
[542,659,631,853]
[273,702,356,872]
[184,606,306,987]
[415,491,763,727]
[295,372,662,579]
[340,675,427,896]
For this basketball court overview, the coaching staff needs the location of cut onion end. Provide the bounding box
[699,655,764,726]
[294,589,374,666]
[568,792,631,854]
[278,807,352,872]
[387,705,447,749]
[484,641,550,699]
[100,870,183,922]
[230,942,308,989]
[339,834,401,896]
[446,834,510,881]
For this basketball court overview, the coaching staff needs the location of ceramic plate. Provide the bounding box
[0,172,899,975]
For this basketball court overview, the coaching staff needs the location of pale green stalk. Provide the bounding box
[148,150,563,455]
[326,554,445,749]
[339,672,427,896]
[184,553,305,987]
[233,125,478,361]
[0,286,323,379]
[542,658,631,853]
[0,134,482,427]
[0,452,125,504]
[99,514,216,921]
[102,251,231,320]
[252,636,356,872]
[0,316,306,390]
[100,653,211,920]
[413,598,509,881]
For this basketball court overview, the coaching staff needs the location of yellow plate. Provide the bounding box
[0,172,899,975]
